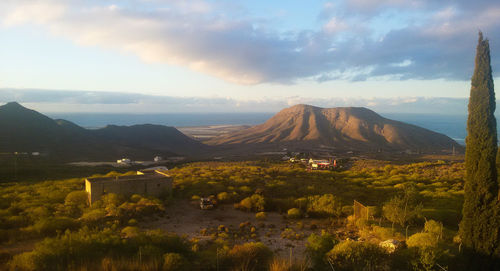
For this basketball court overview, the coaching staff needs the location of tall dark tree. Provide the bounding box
[460,32,500,267]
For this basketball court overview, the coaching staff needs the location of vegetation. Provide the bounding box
[461,32,500,268]
[170,160,464,226]
[327,240,389,271]
[382,183,423,229]
[0,159,472,269]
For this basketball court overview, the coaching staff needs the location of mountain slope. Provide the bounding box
[0,102,205,160]
[208,104,462,152]
[94,124,204,157]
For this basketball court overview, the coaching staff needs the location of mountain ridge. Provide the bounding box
[208,104,463,153]
[0,102,205,161]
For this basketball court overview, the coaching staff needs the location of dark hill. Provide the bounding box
[0,102,205,161]
[94,124,204,157]
[208,104,463,153]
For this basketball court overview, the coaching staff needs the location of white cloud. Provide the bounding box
[323,17,348,34]
[3,0,66,26]
[0,0,499,84]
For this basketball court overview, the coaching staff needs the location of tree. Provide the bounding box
[383,184,422,229]
[460,32,500,265]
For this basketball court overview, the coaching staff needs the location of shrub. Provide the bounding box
[371,226,395,240]
[121,226,141,238]
[217,192,231,203]
[237,194,265,212]
[423,220,442,240]
[101,193,125,208]
[64,191,88,207]
[327,240,389,271]
[256,212,267,220]
[9,252,35,270]
[294,197,308,210]
[8,227,192,270]
[269,258,289,271]
[117,198,165,220]
[28,217,79,236]
[281,228,303,240]
[163,253,189,271]
[287,208,302,219]
[382,184,422,228]
[306,194,342,217]
[239,197,253,211]
[130,194,142,203]
[224,242,273,271]
[341,205,354,216]
[407,232,442,271]
[80,209,107,225]
[306,232,337,270]
[407,233,438,249]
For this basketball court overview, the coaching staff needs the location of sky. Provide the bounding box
[0,0,499,113]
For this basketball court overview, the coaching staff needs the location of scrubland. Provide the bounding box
[0,159,467,270]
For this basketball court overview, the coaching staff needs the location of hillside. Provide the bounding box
[208,104,462,153]
[0,102,205,161]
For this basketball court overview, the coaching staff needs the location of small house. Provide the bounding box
[117,158,132,164]
[154,156,163,162]
[309,159,332,170]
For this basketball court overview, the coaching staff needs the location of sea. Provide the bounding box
[47,112,470,146]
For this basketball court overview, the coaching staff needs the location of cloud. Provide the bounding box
[323,17,348,34]
[0,0,499,84]
[0,88,469,114]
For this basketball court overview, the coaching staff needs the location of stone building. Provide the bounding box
[85,170,172,205]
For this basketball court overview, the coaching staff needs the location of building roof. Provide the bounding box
[86,172,170,184]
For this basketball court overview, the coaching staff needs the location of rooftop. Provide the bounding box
[86,172,170,184]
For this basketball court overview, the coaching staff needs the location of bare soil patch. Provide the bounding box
[143,200,325,257]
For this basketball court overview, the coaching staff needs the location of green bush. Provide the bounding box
[306,194,342,217]
[9,227,192,270]
[217,192,231,203]
[64,191,88,207]
[128,218,138,226]
[371,226,395,240]
[407,232,438,249]
[423,220,442,240]
[130,194,142,203]
[407,232,442,271]
[327,240,389,271]
[163,253,189,271]
[121,226,141,238]
[237,194,265,212]
[255,212,267,220]
[306,232,338,270]
[224,242,273,271]
[28,217,79,236]
[287,208,302,219]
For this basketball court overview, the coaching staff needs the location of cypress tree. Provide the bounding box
[460,32,500,266]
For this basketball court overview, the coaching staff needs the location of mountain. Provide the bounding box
[94,124,204,157]
[208,104,462,153]
[0,102,205,161]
